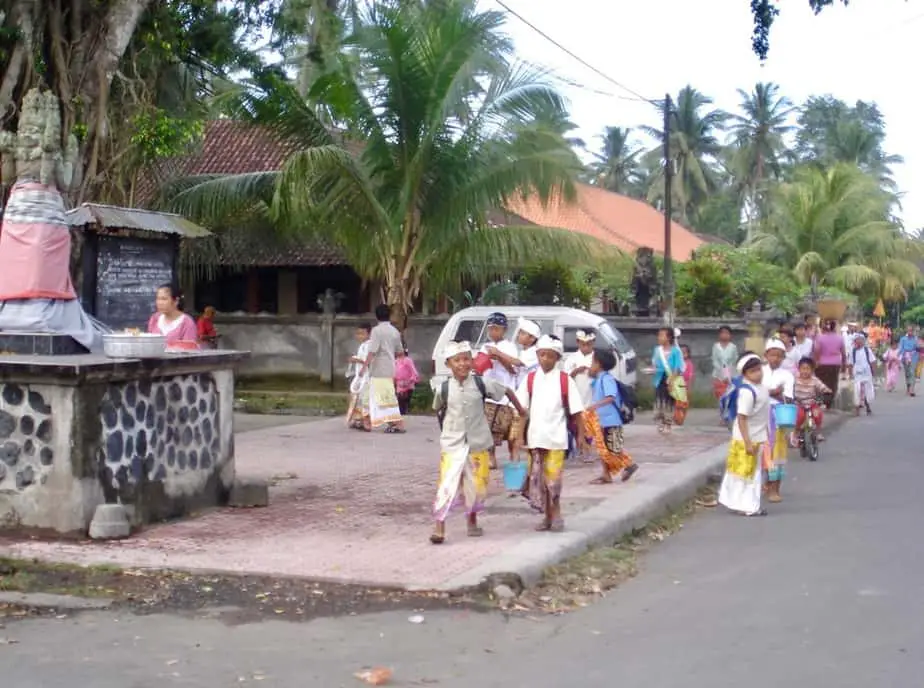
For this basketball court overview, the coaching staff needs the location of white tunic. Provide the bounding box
[516,367,584,450]
[563,350,594,407]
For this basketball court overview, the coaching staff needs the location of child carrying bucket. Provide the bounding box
[763,339,795,504]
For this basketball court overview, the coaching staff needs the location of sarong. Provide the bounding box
[584,409,632,475]
[432,448,490,522]
[712,378,729,399]
[718,439,767,515]
[766,412,788,482]
[364,377,402,428]
[485,403,516,445]
[523,449,565,513]
[853,378,875,407]
[815,365,840,407]
[903,355,916,387]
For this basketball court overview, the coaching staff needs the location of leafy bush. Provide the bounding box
[518,260,594,307]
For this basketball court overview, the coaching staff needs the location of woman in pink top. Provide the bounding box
[147,284,199,349]
[812,319,845,407]
[393,348,419,415]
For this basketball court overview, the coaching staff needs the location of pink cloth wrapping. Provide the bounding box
[147,313,199,345]
[0,181,76,300]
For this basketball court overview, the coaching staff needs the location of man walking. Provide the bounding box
[360,304,406,433]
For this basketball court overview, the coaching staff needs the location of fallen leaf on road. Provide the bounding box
[355,668,392,685]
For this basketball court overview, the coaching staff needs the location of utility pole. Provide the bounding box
[662,93,674,327]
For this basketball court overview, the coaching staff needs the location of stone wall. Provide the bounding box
[217,313,755,393]
[0,353,244,534]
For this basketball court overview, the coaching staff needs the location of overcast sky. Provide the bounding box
[482,0,923,230]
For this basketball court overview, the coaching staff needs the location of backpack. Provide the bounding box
[526,370,577,434]
[719,375,757,425]
[437,375,487,429]
[614,378,638,424]
[851,347,873,368]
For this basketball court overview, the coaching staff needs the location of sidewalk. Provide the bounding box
[0,412,738,589]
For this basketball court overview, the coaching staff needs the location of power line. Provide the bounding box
[494,0,658,106]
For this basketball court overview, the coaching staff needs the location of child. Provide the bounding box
[480,312,521,469]
[585,348,638,484]
[680,344,695,390]
[849,333,877,416]
[717,353,770,517]
[564,330,596,460]
[517,335,584,532]
[791,357,831,445]
[431,340,526,545]
[711,326,738,404]
[346,324,371,430]
[763,339,794,504]
[884,338,901,392]
[394,348,419,415]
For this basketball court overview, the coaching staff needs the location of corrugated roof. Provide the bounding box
[502,183,703,260]
[65,203,211,238]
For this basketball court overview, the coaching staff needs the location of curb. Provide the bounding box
[0,591,113,611]
[437,411,852,592]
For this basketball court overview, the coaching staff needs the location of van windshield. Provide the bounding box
[599,322,631,354]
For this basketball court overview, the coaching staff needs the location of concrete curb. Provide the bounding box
[437,411,852,592]
[0,591,113,611]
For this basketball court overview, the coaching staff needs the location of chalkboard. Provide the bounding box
[95,236,175,330]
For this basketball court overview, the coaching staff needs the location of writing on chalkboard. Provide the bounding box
[95,236,175,330]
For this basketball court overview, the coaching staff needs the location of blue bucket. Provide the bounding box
[502,461,528,491]
[773,403,798,428]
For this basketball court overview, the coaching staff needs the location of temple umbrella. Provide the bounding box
[873,298,886,321]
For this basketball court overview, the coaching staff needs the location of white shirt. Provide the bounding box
[516,367,584,450]
[732,381,771,443]
[762,364,795,404]
[793,337,813,360]
[563,350,594,407]
[347,341,369,379]
[480,339,519,406]
[850,346,876,381]
[515,345,539,389]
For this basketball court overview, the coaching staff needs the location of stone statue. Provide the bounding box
[318,288,343,316]
[630,247,659,317]
[0,88,100,351]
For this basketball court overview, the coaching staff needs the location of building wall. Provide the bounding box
[216,313,757,393]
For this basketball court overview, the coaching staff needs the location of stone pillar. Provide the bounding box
[277,269,298,315]
[245,270,259,314]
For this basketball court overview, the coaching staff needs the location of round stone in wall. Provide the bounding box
[120,408,135,430]
[200,447,212,469]
[177,449,187,469]
[125,434,134,460]
[0,410,15,439]
[189,449,198,469]
[2,384,24,406]
[16,465,34,489]
[136,430,148,458]
[20,415,34,435]
[101,401,118,430]
[39,447,54,466]
[178,406,189,424]
[36,419,52,443]
[28,390,51,414]
[181,426,193,447]
[185,385,197,405]
[168,382,182,403]
[154,386,167,412]
[0,441,20,466]
[189,407,199,424]
[23,439,34,456]
[106,431,124,464]
[198,398,206,414]
[167,445,176,467]
[138,378,152,397]
[125,383,137,408]
[0,462,6,481]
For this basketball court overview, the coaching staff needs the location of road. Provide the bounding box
[2,394,922,687]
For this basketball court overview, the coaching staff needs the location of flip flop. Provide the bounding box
[429,533,445,544]
[620,464,639,482]
[534,521,552,532]
[589,477,613,485]
[467,525,484,538]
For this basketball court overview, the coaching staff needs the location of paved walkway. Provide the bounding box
[0,416,725,589]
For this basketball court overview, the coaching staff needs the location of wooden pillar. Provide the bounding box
[245,270,260,314]
[278,269,298,315]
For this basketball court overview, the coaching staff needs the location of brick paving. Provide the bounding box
[0,417,724,589]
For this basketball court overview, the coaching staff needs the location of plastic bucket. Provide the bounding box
[501,461,528,491]
[773,403,798,428]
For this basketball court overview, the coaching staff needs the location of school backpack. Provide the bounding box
[437,375,487,429]
[851,347,874,368]
[614,378,638,424]
[719,375,756,426]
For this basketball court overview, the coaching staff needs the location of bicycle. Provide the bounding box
[796,399,822,462]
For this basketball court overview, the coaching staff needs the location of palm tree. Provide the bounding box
[727,82,795,237]
[163,0,604,323]
[588,126,643,195]
[644,86,727,226]
[750,163,920,302]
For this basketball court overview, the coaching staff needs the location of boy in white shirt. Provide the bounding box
[346,324,371,430]
[516,335,584,532]
[563,330,596,459]
[763,338,795,503]
[718,353,770,516]
[848,333,877,416]
[480,312,521,468]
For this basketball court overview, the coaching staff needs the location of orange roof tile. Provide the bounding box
[503,183,702,261]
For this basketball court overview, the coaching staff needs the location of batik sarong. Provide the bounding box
[718,440,768,515]
[584,409,632,476]
[523,449,566,513]
[363,377,402,428]
[432,448,490,522]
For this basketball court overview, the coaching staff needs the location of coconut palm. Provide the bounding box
[163,0,605,323]
[644,86,728,226]
[587,126,643,195]
[750,163,920,301]
[727,82,795,236]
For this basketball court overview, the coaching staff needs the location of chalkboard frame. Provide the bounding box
[78,230,180,330]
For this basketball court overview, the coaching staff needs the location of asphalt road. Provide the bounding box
[2,393,922,687]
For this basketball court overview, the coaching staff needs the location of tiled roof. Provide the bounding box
[185,229,345,268]
[502,183,703,260]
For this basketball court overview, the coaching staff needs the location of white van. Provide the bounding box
[430,306,637,390]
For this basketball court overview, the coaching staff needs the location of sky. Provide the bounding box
[481,0,924,230]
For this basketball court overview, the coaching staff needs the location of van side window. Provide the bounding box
[562,327,597,353]
[454,319,485,346]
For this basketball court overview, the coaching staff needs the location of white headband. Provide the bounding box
[536,334,564,356]
[443,340,472,361]
[764,338,786,353]
[576,330,596,342]
[517,318,541,339]
[737,353,761,374]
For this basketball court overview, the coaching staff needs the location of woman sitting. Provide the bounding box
[147,283,199,349]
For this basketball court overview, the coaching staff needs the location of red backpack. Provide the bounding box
[525,370,577,434]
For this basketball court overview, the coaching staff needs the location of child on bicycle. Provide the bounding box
[791,357,832,446]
